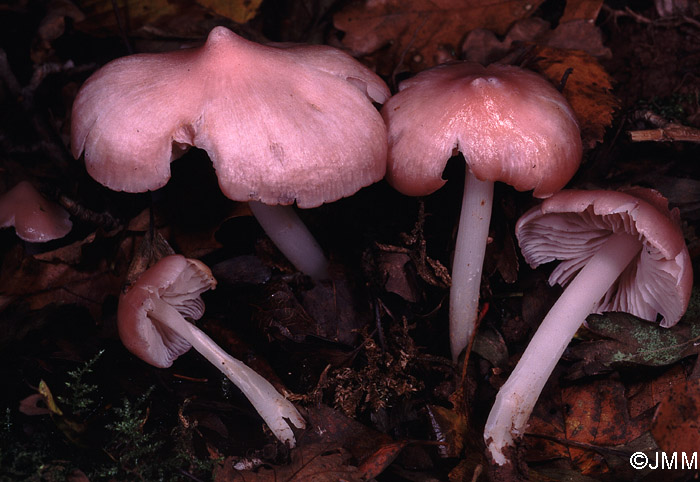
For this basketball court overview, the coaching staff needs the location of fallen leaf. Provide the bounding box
[472,326,509,368]
[206,404,404,481]
[73,0,222,38]
[300,277,370,346]
[254,278,369,350]
[462,15,610,65]
[560,0,603,22]
[525,46,620,147]
[485,224,519,284]
[19,393,52,416]
[651,377,700,454]
[74,0,178,34]
[545,20,611,59]
[299,404,394,458]
[38,380,64,416]
[565,312,700,378]
[0,242,124,320]
[357,440,409,480]
[216,443,362,481]
[426,404,467,458]
[334,0,545,76]
[211,255,272,286]
[527,377,649,475]
[33,0,86,63]
[253,279,320,344]
[377,251,421,302]
[195,0,262,23]
[449,458,487,482]
[626,364,687,419]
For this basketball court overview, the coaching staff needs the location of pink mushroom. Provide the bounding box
[484,188,693,465]
[0,180,72,242]
[382,61,582,361]
[71,26,389,280]
[119,254,305,446]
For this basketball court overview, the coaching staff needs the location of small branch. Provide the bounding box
[629,123,700,142]
[526,432,634,458]
[0,49,22,97]
[628,110,700,142]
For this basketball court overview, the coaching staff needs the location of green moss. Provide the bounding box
[1,353,218,482]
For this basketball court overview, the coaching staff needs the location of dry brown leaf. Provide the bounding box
[41,0,86,39]
[527,377,649,475]
[216,443,362,481]
[196,0,261,23]
[357,440,409,480]
[627,364,686,419]
[462,15,610,65]
[377,251,420,302]
[74,0,178,34]
[73,0,222,38]
[0,233,128,319]
[560,0,603,22]
[546,20,611,59]
[215,404,402,481]
[426,404,467,458]
[651,377,700,454]
[334,0,545,76]
[526,46,620,147]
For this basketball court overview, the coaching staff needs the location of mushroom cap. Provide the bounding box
[117,255,217,368]
[382,62,582,197]
[516,188,693,327]
[71,26,389,209]
[0,181,72,242]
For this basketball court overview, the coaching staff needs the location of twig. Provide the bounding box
[526,432,635,459]
[629,124,700,142]
[0,49,22,97]
[628,111,700,142]
[57,193,121,231]
[602,4,700,29]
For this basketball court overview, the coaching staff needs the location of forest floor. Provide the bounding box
[1,0,699,481]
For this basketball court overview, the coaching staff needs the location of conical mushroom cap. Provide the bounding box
[72,27,389,208]
[383,62,582,198]
[0,181,72,242]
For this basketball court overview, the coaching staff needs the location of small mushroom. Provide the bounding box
[118,254,305,446]
[484,188,693,465]
[71,26,389,280]
[382,61,582,361]
[0,180,72,243]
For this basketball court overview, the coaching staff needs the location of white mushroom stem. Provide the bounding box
[149,297,306,446]
[484,232,642,465]
[449,169,494,361]
[248,201,330,281]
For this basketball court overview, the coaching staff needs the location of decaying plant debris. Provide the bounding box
[1,0,699,481]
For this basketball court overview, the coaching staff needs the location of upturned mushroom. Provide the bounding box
[118,254,305,446]
[484,188,693,465]
[0,180,72,243]
[382,61,582,361]
[71,26,389,280]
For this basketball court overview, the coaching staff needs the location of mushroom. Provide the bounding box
[484,188,693,465]
[381,61,582,361]
[118,254,306,446]
[71,26,389,280]
[0,180,72,243]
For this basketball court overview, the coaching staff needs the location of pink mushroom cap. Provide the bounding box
[516,188,693,327]
[71,26,389,209]
[382,62,582,198]
[118,255,216,368]
[0,181,72,243]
